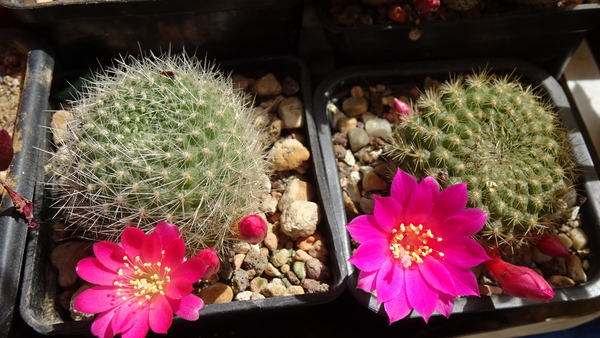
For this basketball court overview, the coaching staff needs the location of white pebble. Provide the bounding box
[569,228,588,250]
[557,233,573,249]
[365,118,392,138]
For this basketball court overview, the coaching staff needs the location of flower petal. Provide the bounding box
[122,227,146,259]
[405,268,438,323]
[429,215,485,242]
[149,296,173,334]
[373,195,404,233]
[74,285,126,314]
[161,237,186,272]
[438,237,490,268]
[348,238,389,272]
[76,257,120,286]
[111,298,139,334]
[91,307,117,338]
[383,279,412,324]
[435,292,454,318]
[455,208,488,236]
[390,169,418,206]
[346,215,387,244]
[442,263,479,296]
[121,306,150,338]
[153,222,181,248]
[170,256,208,283]
[164,277,194,300]
[418,256,457,296]
[142,231,162,264]
[171,294,204,321]
[94,241,127,271]
[428,182,467,222]
[356,269,377,293]
[405,177,436,225]
[376,259,404,304]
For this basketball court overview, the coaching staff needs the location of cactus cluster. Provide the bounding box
[386,71,578,248]
[49,53,271,256]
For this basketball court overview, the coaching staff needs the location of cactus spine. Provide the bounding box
[50,53,271,256]
[386,71,577,248]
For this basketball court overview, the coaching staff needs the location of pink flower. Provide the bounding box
[74,222,210,338]
[346,169,489,323]
[485,250,555,302]
[415,0,440,14]
[536,233,570,258]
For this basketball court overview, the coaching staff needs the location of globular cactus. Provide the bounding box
[386,71,578,249]
[49,53,271,256]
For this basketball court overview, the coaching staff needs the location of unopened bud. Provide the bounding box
[0,129,13,171]
[196,248,220,280]
[537,233,570,257]
[236,215,268,245]
[393,98,412,118]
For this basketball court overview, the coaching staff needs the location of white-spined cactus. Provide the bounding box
[50,53,272,256]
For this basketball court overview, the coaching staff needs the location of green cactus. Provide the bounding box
[49,53,271,256]
[386,71,578,248]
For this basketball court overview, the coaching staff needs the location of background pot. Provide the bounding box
[0,29,53,337]
[19,54,348,336]
[316,0,600,79]
[0,0,306,71]
[313,58,600,319]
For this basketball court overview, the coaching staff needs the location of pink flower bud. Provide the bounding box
[0,129,13,171]
[197,248,220,280]
[236,215,268,245]
[415,0,440,14]
[393,98,412,118]
[536,233,570,257]
[484,251,554,302]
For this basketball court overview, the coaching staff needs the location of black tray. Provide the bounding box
[0,0,306,71]
[19,54,348,335]
[316,1,600,79]
[313,58,600,318]
[0,29,54,337]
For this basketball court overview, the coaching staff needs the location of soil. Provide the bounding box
[0,49,26,135]
[327,0,598,28]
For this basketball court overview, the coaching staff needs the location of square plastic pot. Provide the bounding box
[19,54,348,335]
[312,58,600,319]
[0,29,53,337]
[316,1,600,79]
[0,0,306,71]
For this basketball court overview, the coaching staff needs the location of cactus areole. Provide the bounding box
[386,71,578,249]
[50,53,271,256]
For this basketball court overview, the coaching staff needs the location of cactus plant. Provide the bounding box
[385,70,578,249]
[49,52,271,256]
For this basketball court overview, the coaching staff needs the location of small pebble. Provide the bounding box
[263,283,287,297]
[264,232,278,251]
[365,118,392,138]
[293,261,306,280]
[250,277,269,293]
[278,96,304,129]
[342,96,368,117]
[347,128,370,152]
[293,249,313,262]
[569,228,588,250]
[285,285,305,296]
[280,201,320,239]
[250,73,282,96]
[557,233,573,249]
[235,291,254,301]
[265,263,282,277]
[338,117,358,133]
[362,170,389,191]
[199,283,234,304]
[567,255,587,283]
[270,249,291,267]
[547,275,576,288]
[233,254,245,269]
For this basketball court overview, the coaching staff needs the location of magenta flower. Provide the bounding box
[74,222,211,338]
[346,169,489,323]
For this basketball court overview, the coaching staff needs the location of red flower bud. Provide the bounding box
[536,233,570,257]
[196,248,220,280]
[0,129,13,171]
[484,251,554,302]
[393,98,412,118]
[415,0,440,14]
[236,215,268,245]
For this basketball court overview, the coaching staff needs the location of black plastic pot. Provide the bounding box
[313,58,600,319]
[19,54,348,335]
[316,1,600,79]
[0,0,306,71]
[0,29,53,337]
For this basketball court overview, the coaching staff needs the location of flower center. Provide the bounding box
[389,223,443,268]
[114,251,172,305]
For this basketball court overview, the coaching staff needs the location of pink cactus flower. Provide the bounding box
[74,222,211,338]
[347,169,489,323]
[536,233,570,258]
[485,250,555,302]
[415,0,440,14]
[236,214,268,245]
